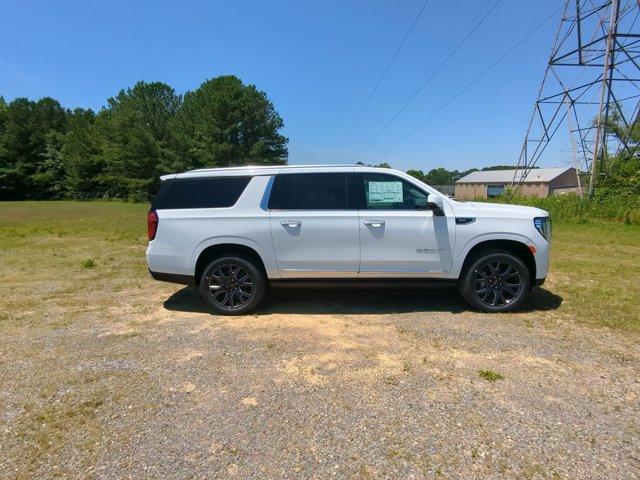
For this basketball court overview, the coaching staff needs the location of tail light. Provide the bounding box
[148,210,159,241]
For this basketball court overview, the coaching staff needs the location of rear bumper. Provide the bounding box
[149,270,195,286]
[534,277,546,287]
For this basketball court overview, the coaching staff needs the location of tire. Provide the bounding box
[199,255,266,315]
[459,250,530,312]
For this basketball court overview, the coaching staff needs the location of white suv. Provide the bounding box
[146,165,550,314]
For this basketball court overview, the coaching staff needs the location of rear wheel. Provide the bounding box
[199,256,266,315]
[459,251,530,312]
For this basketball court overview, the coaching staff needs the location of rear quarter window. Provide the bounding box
[152,176,251,210]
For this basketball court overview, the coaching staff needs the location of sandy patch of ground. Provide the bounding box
[1,286,638,479]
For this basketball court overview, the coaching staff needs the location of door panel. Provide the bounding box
[270,211,359,278]
[351,172,454,277]
[269,172,358,278]
[358,211,453,277]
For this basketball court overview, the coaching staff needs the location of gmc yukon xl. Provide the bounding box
[146,165,550,314]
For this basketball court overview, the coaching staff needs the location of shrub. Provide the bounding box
[478,369,503,381]
[81,259,96,269]
[472,191,640,225]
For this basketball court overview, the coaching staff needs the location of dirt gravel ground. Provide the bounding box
[1,285,638,480]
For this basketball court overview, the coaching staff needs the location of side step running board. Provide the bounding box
[269,279,457,289]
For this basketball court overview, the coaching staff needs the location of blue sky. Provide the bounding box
[1,0,565,172]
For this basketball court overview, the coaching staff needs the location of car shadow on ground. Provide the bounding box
[163,286,562,316]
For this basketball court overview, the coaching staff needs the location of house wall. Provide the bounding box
[454,183,486,199]
[431,185,454,196]
[551,186,581,196]
[518,182,549,197]
[548,168,579,193]
[454,168,578,200]
[454,182,549,199]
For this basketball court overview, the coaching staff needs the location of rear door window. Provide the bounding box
[154,176,251,209]
[270,173,347,210]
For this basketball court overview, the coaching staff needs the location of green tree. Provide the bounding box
[601,109,640,194]
[61,108,104,198]
[31,130,66,198]
[407,169,426,182]
[0,96,8,198]
[174,75,288,168]
[605,108,640,149]
[423,167,454,185]
[0,97,68,199]
[407,167,479,185]
[97,81,182,199]
[1,76,288,200]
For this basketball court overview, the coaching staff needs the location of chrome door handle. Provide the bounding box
[363,219,385,227]
[281,220,301,228]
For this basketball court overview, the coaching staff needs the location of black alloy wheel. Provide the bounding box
[459,251,530,312]
[208,263,254,309]
[200,256,266,315]
[473,259,522,307]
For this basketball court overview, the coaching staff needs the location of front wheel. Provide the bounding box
[459,251,530,312]
[199,256,266,315]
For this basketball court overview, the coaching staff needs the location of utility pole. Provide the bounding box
[589,0,620,196]
[564,93,584,196]
[512,0,640,195]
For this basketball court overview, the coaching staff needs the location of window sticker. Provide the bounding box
[368,181,403,203]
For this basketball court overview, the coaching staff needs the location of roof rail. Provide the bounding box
[187,164,360,173]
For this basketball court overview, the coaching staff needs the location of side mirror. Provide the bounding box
[429,195,444,208]
[428,194,445,216]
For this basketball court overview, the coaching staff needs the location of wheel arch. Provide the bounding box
[459,239,536,289]
[194,243,268,285]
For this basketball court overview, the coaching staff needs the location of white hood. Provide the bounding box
[453,201,548,219]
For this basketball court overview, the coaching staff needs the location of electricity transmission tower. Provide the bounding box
[512,0,640,196]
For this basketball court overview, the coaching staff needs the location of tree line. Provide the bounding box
[2,73,636,202]
[358,162,534,185]
[0,75,288,201]
[405,165,538,185]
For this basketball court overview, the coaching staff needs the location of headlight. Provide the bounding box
[534,216,551,242]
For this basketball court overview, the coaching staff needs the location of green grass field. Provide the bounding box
[1,200,639,331]
[1,201,639,478]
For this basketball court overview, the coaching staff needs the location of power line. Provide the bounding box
[353,0,503,161]
[374,5,562,162]
[339,0,404,117]
[329,0,432,161]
